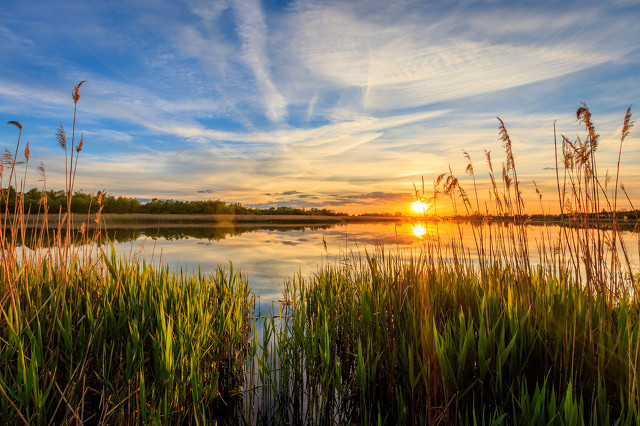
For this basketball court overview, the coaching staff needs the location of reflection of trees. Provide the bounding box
[13,224,336,247]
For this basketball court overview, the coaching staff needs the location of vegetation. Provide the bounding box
[0,83,254,424]
[256,251,640,424]
[251,104,640,423]
[0,187,346,216]
[1,81,639,424]
[0,251,252,424]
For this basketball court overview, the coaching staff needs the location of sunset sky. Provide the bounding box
[1,0,639,214]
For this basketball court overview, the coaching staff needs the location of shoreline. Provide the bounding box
[0,212,405,227]
[4,212,638,231]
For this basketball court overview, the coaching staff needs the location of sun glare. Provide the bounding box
[412,224,427,238]
[412,200,429,214]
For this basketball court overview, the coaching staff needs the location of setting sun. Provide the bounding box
[412,200,430,214]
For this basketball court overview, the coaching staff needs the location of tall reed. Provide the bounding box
[0,83,255,424]
[253,105,640,424]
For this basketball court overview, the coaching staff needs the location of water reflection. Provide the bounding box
[17,221,640,306]
[13,224,334,247]
[105,222,429,307]
[111,221,639,301]
[412,224,427,238]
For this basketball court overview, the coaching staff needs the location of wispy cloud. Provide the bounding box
[284,2,636,111]
[0,25,34,50]
[232,0,287,122]
[305,93,318,122]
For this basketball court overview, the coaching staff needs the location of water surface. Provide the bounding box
[111,222,421,305]
[107,220,640,307]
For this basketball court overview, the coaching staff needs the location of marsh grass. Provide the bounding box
[255,248,640,424]
[253,106,640,424]
[2,83,640,425]
[0,83,254,424]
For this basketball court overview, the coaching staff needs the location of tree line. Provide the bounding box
[0,187,346,216]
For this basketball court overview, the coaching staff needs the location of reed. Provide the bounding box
[2,82,639,424]
[0,83,254,424]
[253,105,640,424]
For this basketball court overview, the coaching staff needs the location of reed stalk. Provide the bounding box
[0,83,255,424]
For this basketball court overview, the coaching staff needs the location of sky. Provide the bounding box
[0,0,639,215]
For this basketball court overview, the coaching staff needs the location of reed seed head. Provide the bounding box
[533,180,542,200]
[621,106,633,142]
[497,117,515,171]
[485,149,494,172]
[3,148,13,164]
[7,120,22,130]
[576,103,599,151]
[24,142,29,162]
[463,150,474,175]
[56,125,67,150]
[37,162,46,181]
[77,133,83,153]
[73,80,86,104]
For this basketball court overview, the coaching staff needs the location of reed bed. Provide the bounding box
[253,105,640,424]
[2,81,639,424]
[256,250,640,424]
[0,83,254,424]
[0,253,252,424]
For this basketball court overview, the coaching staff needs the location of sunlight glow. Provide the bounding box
[412,200,430,214]
[412,224,427,238]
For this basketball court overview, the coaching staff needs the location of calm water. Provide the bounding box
[109,222,422,306]
[106,220,640,307]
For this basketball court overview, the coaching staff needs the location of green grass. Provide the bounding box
[0,248,253,424]
[255,249,640,424]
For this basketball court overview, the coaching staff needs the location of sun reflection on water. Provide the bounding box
[412,224,427,238]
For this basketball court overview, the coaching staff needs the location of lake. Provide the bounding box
[104,219,640,308]
[107,221,421,307]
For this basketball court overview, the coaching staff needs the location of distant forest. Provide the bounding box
[1,188,347,216]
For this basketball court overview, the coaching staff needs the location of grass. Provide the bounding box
[255,249,640,424]
[0,83,254,424]
[1,82,639,424]
[251,105,640,424]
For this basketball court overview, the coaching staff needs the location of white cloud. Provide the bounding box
[0,25,34,50]
[232,0,287,122]
[305,93,318,122]
[282,3,636,110]
[82,129,133,143]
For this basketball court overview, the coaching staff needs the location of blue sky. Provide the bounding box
[1,0,639,214]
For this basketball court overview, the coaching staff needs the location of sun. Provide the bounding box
[411,200,430,214]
